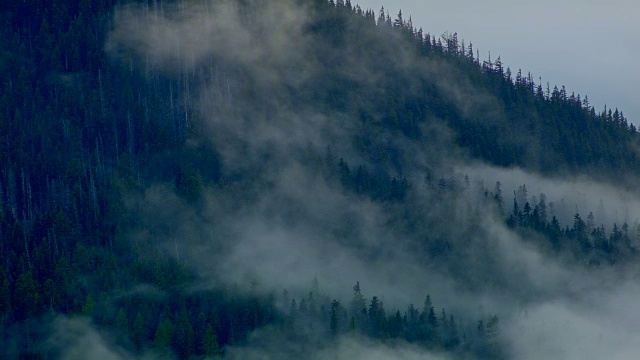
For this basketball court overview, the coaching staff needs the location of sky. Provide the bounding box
[354,0,640,124]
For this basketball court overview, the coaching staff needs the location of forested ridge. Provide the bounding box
[1,0,639,358]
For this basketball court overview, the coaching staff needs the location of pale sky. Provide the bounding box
[354,0,640,124]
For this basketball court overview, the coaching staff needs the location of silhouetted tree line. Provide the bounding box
[501,184,637,265]
[283,281,503,359]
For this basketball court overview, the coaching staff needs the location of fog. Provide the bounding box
[462,163,640,229]
[96,1,640,359]
[225,332,455,360]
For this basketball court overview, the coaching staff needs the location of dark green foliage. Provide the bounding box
[153,318,174,349]
[329,299,340,335]
[12,271,40,321]
[0,0,638,358]
[202,323,221,357]
[115,307,129,332]
[504,188,637,264]
[277,281,494,357]
[132,312,146,348]
[174,305,196,357]
[367,296,384,338]
[81,293,96,316]
[0,268,10,317]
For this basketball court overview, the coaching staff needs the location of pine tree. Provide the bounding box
[486,315,499,343]
[446,315,460,349]
[132,312,145,348]
[422,295,433,318]
[115,307,129,333]
[175,306,195,357]
[330,299,340,335]
[81,293,96,316]
[0,268,10,317]
[350,282,366,326]
[427,307,439,343]
[13,271,40,320]
[493,181,504,211]
[153,319,174,349]
[202,323,221,357]
[393,10,404,28]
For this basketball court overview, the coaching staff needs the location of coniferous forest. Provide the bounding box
[2,0,640,358]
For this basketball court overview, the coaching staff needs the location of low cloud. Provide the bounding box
[225,331,453,360]
[463,162,640,228]
[506,280,640,359]
[40,317,157,360]
[106,1,640,359]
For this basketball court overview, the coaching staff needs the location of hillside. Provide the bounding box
[1,0,640,359]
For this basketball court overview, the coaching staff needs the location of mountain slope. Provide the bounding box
[1,0,639,359]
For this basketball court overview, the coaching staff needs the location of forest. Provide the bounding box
[1,0,640,358]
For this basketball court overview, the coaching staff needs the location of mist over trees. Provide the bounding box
[1,0,640,358]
